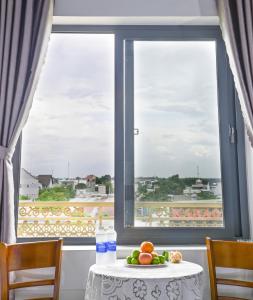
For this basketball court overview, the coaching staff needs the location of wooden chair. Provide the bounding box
[206,237,253,300]
[0,239,63,300]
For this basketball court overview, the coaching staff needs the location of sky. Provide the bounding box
[21,34,221,179]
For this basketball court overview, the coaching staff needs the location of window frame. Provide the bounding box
[15,25,249,245]
[115,26,249,244]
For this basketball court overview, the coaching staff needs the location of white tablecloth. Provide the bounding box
[85,260,203,300]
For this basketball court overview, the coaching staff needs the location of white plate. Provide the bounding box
[125,262,168,268]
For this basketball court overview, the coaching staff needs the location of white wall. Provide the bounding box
[54,0,217,17]
[19,169,40,200]
[53,0,218,25]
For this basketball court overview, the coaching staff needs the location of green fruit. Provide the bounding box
[162,251,169,261]
[131,257,139,265]
[132,249,140,259]
[159,255,166,264]
[151,257,160,265]
[126,256,132,264]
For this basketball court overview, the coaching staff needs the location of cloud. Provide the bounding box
[22,35,221,179]
[190,145,211,157]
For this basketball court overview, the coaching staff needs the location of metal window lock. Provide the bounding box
[134,128,139,135]
[229,124,236,144]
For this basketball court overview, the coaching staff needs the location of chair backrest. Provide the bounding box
[0,239,63,300]
[206,237,253,300]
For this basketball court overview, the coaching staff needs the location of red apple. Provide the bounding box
[139,252,153,265]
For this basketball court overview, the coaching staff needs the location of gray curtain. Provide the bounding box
[0,0,53,243]
[217,0,253,145]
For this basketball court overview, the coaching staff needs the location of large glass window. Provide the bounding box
[18,34,114,239]
[119,27,247,245]
[17,26,248,244]
[133,41,223,228]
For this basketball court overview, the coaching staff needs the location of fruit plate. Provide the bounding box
[125,263,168,268]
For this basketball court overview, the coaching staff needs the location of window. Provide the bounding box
[16,26,249,244]
[116,26,248,244]
[18,33,114,241]
[131,40,223,227]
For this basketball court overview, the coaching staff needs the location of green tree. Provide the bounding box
[96,175,113,194]
[75,183,87,189]
[197,191,218,200]
[137,183,147,194]
[38,185,75,201]
[137,175,217,202]
[20,195,29,200]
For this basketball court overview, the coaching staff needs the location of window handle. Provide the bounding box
[229,124,236,144]
[134,128,140,135]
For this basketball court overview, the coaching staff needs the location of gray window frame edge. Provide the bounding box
[13,25,249,245]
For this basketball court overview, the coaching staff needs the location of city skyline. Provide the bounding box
[21,165,221,181]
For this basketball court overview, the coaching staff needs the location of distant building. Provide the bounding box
[78,178,87,185]
[98,185,106,194]
[19,168,40,200]
[210,182,222,197]
[85,175,96,188]
[191,179,209,193]
[183,179,210,199]
[58,179,75,188]
[137,179,158,192]
[37,175,54,188]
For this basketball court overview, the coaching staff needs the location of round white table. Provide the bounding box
[85,260,203,300]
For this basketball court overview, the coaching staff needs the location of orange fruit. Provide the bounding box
[140,241,154,253]
[138,252,153,265]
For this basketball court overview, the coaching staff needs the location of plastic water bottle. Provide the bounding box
[95,227,107,265]
[106,227,117,264]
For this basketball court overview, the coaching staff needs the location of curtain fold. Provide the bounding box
[217,0,253,145]
[0,0,53,243]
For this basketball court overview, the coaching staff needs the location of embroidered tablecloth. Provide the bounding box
[85,260,203,300]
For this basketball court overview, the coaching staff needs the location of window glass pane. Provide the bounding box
[18,34,114,238]
[134,41,224,227]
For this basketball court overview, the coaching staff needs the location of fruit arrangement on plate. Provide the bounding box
[126,241,182,266]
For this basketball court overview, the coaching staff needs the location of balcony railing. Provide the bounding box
[17,200,223,238]
[135,200,223,227]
